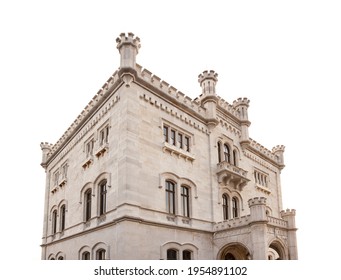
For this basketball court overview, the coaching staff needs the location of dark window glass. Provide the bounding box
[166,181,175,214]
[167,249,177,260]
[181,186,190,217]
[183,250,192,260]
[218,142,222,162]
[52,210,57,234]
[99,180,107,215]
[178,133,183,149]
[184,136,190,152]
[170,130,176,145]
[85,189,92,221]
[96,249,106,260]
[60,205,66,231]
[222,194,229,220]
[82,251,91,260]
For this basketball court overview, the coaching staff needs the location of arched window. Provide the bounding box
[96,249,106,260]
[82,251,91,260]
[58,256,64,260]
[167,249,178,260]
[52,210,57,235]
[223,144,230,163]
[60,205,66,231]
[181,186,190,217]
[183,250,192,260]
[217,142,222,163]
[222,194,229,220]
[99,180,107,216]
[232,197,239,218]
[233,150,238,166]
[85,189,92,222]
[166,181,175,214]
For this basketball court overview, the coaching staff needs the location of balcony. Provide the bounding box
[216,161,249,190]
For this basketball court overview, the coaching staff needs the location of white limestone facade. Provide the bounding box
[40,32,298,260]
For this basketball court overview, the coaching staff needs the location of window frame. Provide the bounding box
[181,185,190,218]
[60,204,66,231]
[166,180,176,215]
[84,189,92,222]
[99,180,107,216]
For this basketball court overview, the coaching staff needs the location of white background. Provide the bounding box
[0,0,340,277]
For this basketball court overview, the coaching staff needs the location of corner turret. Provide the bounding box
[198,70,219,129]
[116,32,141,70]
[233,98,251,147]
[272,145,285,169]
[281,209,298,259]
[248,197,267,222]
[40,142,53,169]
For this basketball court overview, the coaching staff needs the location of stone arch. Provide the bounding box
[217,242,251,260]
[56,251,66,260]
[268,238,287,260]
[79,245,92,260]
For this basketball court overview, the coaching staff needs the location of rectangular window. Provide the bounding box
[86,139,94,157]
[54,171,59,186]
[100,126,109,146]
[170,130,176,145]
[178,133,183,149]
[254,170,268,187]
[62,163,68,179]
[163,126,169,143]
[184,136,190,152]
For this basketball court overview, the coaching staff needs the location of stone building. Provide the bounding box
[40,32,298,260]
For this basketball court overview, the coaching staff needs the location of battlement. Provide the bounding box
[40,142,53,150]
[116,32,141,53]
[281,209,296,216]
[198,70,218,85]
[135,64,205,117]
[248,197,267,206]
[233,97,250,108]
[272,145,285,154]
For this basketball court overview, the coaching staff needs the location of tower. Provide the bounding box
[233,98,251,147]
[198,70,219,129]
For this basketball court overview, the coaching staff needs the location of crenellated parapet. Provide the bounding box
[135,64,207,120]
[248,196,267,207]
[248,197,268,223]
[281,209,297,229]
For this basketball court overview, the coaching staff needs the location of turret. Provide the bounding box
[116,32,141,70]
[198,70,219,129]
[281,209,298,259]
[248,197,267,222]
[233,98,251,147]
[272,145,285,169]
[40,142,53,168]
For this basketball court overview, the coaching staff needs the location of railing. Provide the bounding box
[217,161,248,178]
[267,216,288,228]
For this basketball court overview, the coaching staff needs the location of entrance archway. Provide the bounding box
[218,243,251,260]
[268,240,286,260]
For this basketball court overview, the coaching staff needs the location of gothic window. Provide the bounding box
[96,249,106,260]
[99,180,107,216]
[166,181,175,215]
[222,194,229,220]
[232,197,239,218]
[183,250,192,260]
[52,210,57,235]
[181,185,190,217]
[224,144,230,163]
[58,256,64,260]
[85,189,92,222]
[60,205,66,231]
[167,249,178,260]
[82,251,91,260]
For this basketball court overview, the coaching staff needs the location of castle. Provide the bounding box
[40,32,298,260]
